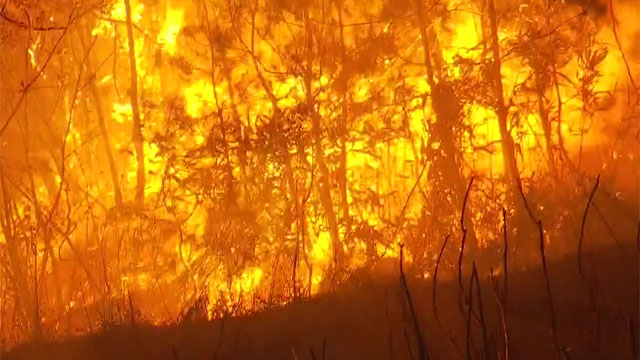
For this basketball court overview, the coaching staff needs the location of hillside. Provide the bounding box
[4,243,637,360]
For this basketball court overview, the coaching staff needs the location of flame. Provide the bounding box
[183,78,218,117]
[157,7,183,56]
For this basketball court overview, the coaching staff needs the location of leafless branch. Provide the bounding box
[578,174,600,275]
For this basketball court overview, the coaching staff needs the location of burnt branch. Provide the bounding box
[432,234,450,326]
[578,174,600,276]
[516,179,563,358]
[457,177,474,302]
[399,243,429,360]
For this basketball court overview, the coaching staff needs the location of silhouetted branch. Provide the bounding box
[472,264,488,360]
[464,264,474,360]
[399,244,429,360]
[432,234,450,326]
[502,208,509,306]
[578,175,600,275]
[404,328,415,360]
[515,180,563,358]
[490,268,510,360]
[393,160,429,241]
[458,177,474,304]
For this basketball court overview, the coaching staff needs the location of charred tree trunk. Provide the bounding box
[124,0,145,206]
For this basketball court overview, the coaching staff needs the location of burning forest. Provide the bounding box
[0,0,638,358]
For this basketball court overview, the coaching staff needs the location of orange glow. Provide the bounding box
[0,0,636,348]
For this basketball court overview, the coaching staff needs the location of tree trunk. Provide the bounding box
[535,72,557,177]
[303,10,342,281]
[124,0,145,206]
[336,3,351,237]
[79,29,123,208]
[415,0,478,252]
[201,2,235,204]
[486,0,521,202]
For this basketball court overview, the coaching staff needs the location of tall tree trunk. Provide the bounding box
[415,0,478,252]
[79,29,123,208]
[237,4,309,294]
[91,83,124,207]
[535,72,557,177]
[486,0,521,203]
[303,10,342,280]
[336,3,351,236]
[124,0,145,206]
[201,2,235,205]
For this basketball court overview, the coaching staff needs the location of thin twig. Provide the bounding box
[465,265,475,360]
[392,160,429,242]
[128,291,136,326]
[490,269,510,360]
[578,175,600,275]
[458,177,475,302]
[608,0,638,91]
[404,328,416,360]
[399,244,429,360]
[432,234,450,326]
[472,264,489,360]
[515,180,563,358]
[502,208,509,306]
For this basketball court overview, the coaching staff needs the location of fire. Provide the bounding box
[183,78,217,117]
[157,6,183,56]
[0,0,636,348]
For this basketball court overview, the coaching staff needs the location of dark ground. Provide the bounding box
[3,243,638,360]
